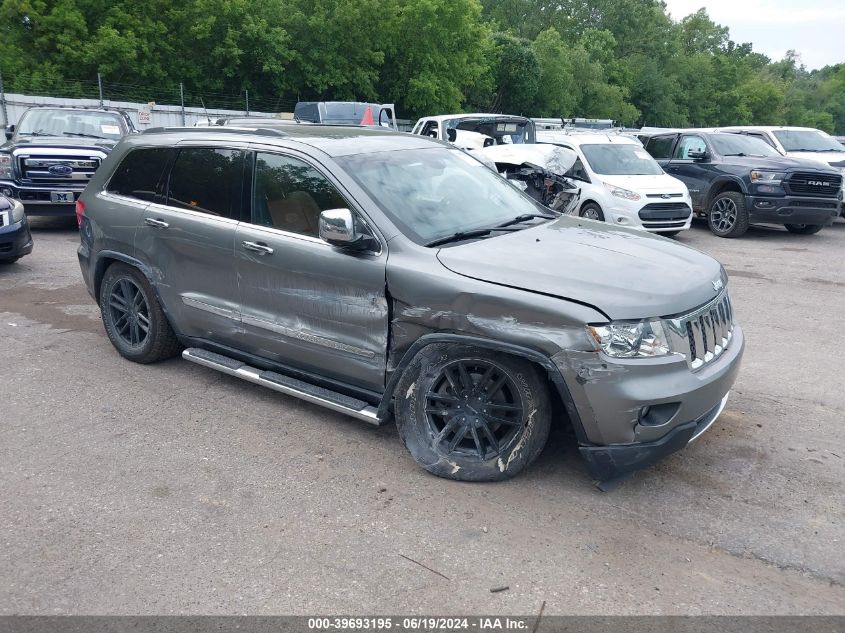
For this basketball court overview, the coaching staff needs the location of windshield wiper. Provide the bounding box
[63,132,106,139]
[425,227,519,247]
[21,130,52,136]
[495,213,557,228]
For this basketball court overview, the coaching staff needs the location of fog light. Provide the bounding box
[755,200,773,208]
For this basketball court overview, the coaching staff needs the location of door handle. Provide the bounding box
[242,241,274,255]
[144,217,169,229]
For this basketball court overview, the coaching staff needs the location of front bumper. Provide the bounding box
[0,181,81,216]
[0,216,34,260]
[554,324,745,481]
[745,194,839,226]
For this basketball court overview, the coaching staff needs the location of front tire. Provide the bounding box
[707,191,749,238]
[395,344,552,481]
[99,263,181,363]
[579,202,605,221]
[784,223,823,235]
[0,257,20,264]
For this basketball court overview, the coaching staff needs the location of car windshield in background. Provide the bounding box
[580,143,663,175]
[337,148,544,245]
[772,130,844,152]
[16,109,124,140]
[711,134,780,157]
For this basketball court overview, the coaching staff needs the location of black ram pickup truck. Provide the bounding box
[643,130,842,237]
[1,106,135,217]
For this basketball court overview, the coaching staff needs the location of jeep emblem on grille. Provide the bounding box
[712,278,724,292]
[807,180,827,186]
[48,164,73,176]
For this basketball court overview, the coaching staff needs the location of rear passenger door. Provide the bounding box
[235,149,389,391]
[134,145,247,347]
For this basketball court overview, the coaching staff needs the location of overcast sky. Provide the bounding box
[662,0,845,70]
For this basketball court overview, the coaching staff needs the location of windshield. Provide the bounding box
[580,143,663,175]
[337,147,545,245]
[16,109,125,140]
[710,134,780,157]
[773,130,843,152]
[446,118,531,145]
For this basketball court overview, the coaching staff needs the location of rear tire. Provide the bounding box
[707,191,749,238]
[99,263,181,364]
[395,344,552,482]
[579,202,605,221]
[784,223,823,235]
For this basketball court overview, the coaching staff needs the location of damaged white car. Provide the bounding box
[473,144,581,214]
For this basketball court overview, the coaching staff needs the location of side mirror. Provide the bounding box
[319,208,371,250]
[446,128,457,143]
[5,125,15,140]
[687,149,708,160]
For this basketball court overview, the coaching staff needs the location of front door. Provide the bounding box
[235,150,388,391]
[665,134,711,209]
[134,145,246,346]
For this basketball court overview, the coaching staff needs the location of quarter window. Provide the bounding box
[645,136,674,159]
[106,148,172,202]
[251,153,348,237]
[165,148,245,219]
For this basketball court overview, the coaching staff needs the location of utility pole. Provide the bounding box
[180,83,186,126]
[0,69,8,127]
[97,72,103,106]
[245,90,250,117]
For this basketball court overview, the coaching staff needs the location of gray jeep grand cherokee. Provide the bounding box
[77,125,744,484]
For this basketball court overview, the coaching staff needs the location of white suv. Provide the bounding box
[538,131,693,235]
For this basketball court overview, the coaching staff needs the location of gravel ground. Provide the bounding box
[1,216,843,615]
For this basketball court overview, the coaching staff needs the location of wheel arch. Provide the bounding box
[379,333,589,444]
[704,178,746,211]
[93,251,157,303]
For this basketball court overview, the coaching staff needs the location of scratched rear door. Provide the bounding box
[235,149,389,391]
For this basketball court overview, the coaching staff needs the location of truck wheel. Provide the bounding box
[707,192,749,238]
[99,263,181,364]
[395,344,551,482]
[784,223,823,235]
[579,202,605,221]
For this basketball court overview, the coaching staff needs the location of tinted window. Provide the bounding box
[252,153,348,237]
[673,135,707,159]
[772,129,843,152]
[107,148,172,202]
[166,148,245,219]
[645,136,674,159]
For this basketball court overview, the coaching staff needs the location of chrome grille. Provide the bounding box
[18,155,101,184]
[667,290,734,370]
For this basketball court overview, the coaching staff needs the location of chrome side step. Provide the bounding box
[182,348,383,425]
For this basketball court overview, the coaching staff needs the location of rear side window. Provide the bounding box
[165,148,245,219]
[106,148,172,202]
[645,136,675,160]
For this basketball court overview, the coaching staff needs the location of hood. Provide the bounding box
[2,135,117,153]
[436,216,724,321]
[599,173,689,193]
[472,144,578,175]
[783,150,845,171]
[722,153,840,173]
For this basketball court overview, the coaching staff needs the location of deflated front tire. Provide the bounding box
[395,344,552,481]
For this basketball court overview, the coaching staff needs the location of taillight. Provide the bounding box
[75,199,85,226]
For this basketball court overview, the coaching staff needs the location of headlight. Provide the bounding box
[603,181,641,201]
[587,320,673,358]
[0,153,11,179]
[750,170,785,184]
[11,199,25,223]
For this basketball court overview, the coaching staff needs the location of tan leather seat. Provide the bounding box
[267,191,321,235]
